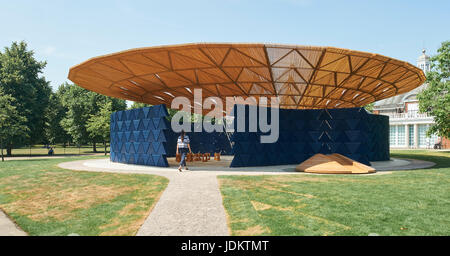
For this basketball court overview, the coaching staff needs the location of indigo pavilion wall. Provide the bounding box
[230,105,389,167]
[110,105,170,167]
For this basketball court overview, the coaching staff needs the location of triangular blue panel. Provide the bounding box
[318,109,332,120]
[143,119,151,130]
[146,156,155,166]
[152,118,161,131]
[137,108,145,119]
[143,130,150,142]
[125,132,132,142]
[137,155,146,165]
[152,155,164,166]
[345,119,360,130]
[143,107,151,119]
[345,143,361,154]
[318,132,332,143]
[125,120,131,130]
[137,119,145,130]
[138,131,145,142]
[308,131,321,142]
[310,143,322,153]
[152,142,162,154]
[120,143,127,153]
[320,120,332,131]
[345,131,361,142]
[133,120,140,130]
[133,131,140,142]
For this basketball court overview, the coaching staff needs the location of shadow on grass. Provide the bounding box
[391,151,450,169]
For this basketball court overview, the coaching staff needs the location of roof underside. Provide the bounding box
[68,43,425,114]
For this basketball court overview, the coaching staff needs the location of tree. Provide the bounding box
[60,84,94,148]
[418,41,450,139]
[129,101,151,109]
[0,41,51,155]
[60,83,126,152]
[87,101,113,155]
[364,103,375,113]
[45,91,70,146]
[0,89,29,161]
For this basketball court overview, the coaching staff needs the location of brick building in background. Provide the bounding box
[373,50,449,149]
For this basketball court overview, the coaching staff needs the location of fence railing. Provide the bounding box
[384,111,431,119]
[1,144,109,158]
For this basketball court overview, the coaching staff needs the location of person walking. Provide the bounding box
[176,130,192,172]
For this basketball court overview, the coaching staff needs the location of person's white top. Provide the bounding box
[177,135,190,148]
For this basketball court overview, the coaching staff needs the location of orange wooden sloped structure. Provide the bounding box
[68,43,425,115]
[295,153,376,174]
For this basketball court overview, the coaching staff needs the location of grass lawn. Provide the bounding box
[219,150,450,236]
[0,156,168,236]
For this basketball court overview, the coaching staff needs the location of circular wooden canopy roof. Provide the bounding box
[68,43,425,112]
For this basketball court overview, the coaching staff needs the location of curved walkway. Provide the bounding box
[0,210,27,236]
[57,157,435,236]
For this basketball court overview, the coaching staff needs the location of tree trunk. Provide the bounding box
[93,142,97,153]
[1,140,4,162]
[104,141,107,156]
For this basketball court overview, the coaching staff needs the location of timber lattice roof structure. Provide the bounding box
[68,43,425,112]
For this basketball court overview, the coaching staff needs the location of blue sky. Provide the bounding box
[1,0,448,91]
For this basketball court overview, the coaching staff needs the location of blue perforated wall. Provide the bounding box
[230,105,390,167]
[110,105,170,167]
[110,104,389,168]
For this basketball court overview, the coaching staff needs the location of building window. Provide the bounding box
[408,103,418,112]
[418,124,441,148]
[418,124,428,147]
[409,125,414,147]
[427,125,440,147]
[390,125,396,146]
[398,125,405,146]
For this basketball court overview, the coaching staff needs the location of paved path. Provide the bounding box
[58,157,434,236]
[137,173,228,236]
[0,210,27,236]
[58,159,299,236]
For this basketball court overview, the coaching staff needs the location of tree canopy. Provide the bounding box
[129,102,151,109]
[0,41,51,147]
[0,89,29,161]
[87,101,114,155]
[418,41,450,139]
[59,83,127,151]
[45,89,71,145]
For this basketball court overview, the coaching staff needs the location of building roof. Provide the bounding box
[417,49,430,63]
[374,83,426,109]
[68,43,425,112]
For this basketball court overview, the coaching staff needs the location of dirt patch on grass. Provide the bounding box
[100,184,166,236]
[0,166,168,235]
[235,225,270,236]
[220,175,353,236]
[251,201,272,211]
[2,184,138,221]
